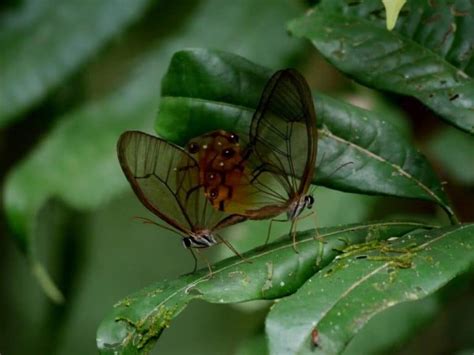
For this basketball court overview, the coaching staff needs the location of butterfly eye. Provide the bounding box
[188,142,200,154]
[182,237,192,248]
[306,195,314,209]
[222,148,235,159]
[228,133,239,143]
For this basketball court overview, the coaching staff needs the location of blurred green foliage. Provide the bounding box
[1,0,473,355]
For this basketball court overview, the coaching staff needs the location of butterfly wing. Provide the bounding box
[250,69,317,197]
[222,69,317,218]
[117,131,244,234]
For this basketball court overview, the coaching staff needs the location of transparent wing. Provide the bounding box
[250,69,317,196]
[222,69,317,218]
[117,131,244,233]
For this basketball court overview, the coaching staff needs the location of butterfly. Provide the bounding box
[117,131,248,271]
[186,69,318,248]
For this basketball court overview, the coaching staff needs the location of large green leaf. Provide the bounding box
[3,0,304,301]
[0,0,152,126]
[289,0,474,134]
[266,223,474,355]
[96,221,429,354]
[156,49,454,218]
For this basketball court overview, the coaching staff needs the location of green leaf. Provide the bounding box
[350,86,412,138]
[96,221,429,354]
[3,0,304,300]
[288,0,474,134]
[156,49,454,218]
[0,0,152,126]
[427,127,474,185]
[266,223,474,355]
[344,294,439,354]
[236,333,269,355]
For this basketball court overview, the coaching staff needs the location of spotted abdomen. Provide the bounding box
[187,130,248,211]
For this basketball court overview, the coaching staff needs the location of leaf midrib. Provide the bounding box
[121,221,430,347]
[161,95,451,215]
[161,95,255,114]
[309,7,472,81]
[292,225,471,353]
[320,128,447,207]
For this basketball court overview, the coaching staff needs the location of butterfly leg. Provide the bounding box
[181,248,213,278]
[188,247,198,274]
[290,219,299,253]
[260,218,287,250]
[181,248,199,276]
[195,249,214,279]
[216,234,252,264]
[290,210,320,252]
[293,210,325,246]
[310,210,326,244]
[308,211,328,266]
[304,210,321,243]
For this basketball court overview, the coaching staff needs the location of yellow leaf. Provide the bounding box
[382,0,407,30]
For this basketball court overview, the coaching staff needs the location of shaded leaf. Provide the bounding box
[96,221,430,354]
[343,294,439,355]
[427,127,474,185]
[289,0,474,134]
[266,224,474,355]
[0,0,152,125]
[236,333,269,355]
[3,0,304,300]
[157,49,454,218]
[348,86,412,138]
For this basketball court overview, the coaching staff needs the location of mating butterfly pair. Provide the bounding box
[117,69,317,267]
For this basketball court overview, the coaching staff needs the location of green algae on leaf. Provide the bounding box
[266,224,474,355]
[97,221,430,354]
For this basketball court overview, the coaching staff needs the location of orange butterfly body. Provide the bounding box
[187,130,250,212]
[188,69,317,225]
[185,69,318,248]
[117,131,247,253]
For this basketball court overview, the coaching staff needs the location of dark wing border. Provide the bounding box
[117,131,247,234]
[250,69,317,196]
[117,131,194,235]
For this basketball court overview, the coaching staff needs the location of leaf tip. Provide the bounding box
[382,0,407,31]
[31,260,65,304]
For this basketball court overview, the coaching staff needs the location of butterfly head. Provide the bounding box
[305,194,315,209]
[288,194,315,220]
[182,231,217,249]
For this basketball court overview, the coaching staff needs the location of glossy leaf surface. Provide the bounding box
[96,221,428,354]
[289,0,474,134]
[157,49,454,217]
[266,224,474,355]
